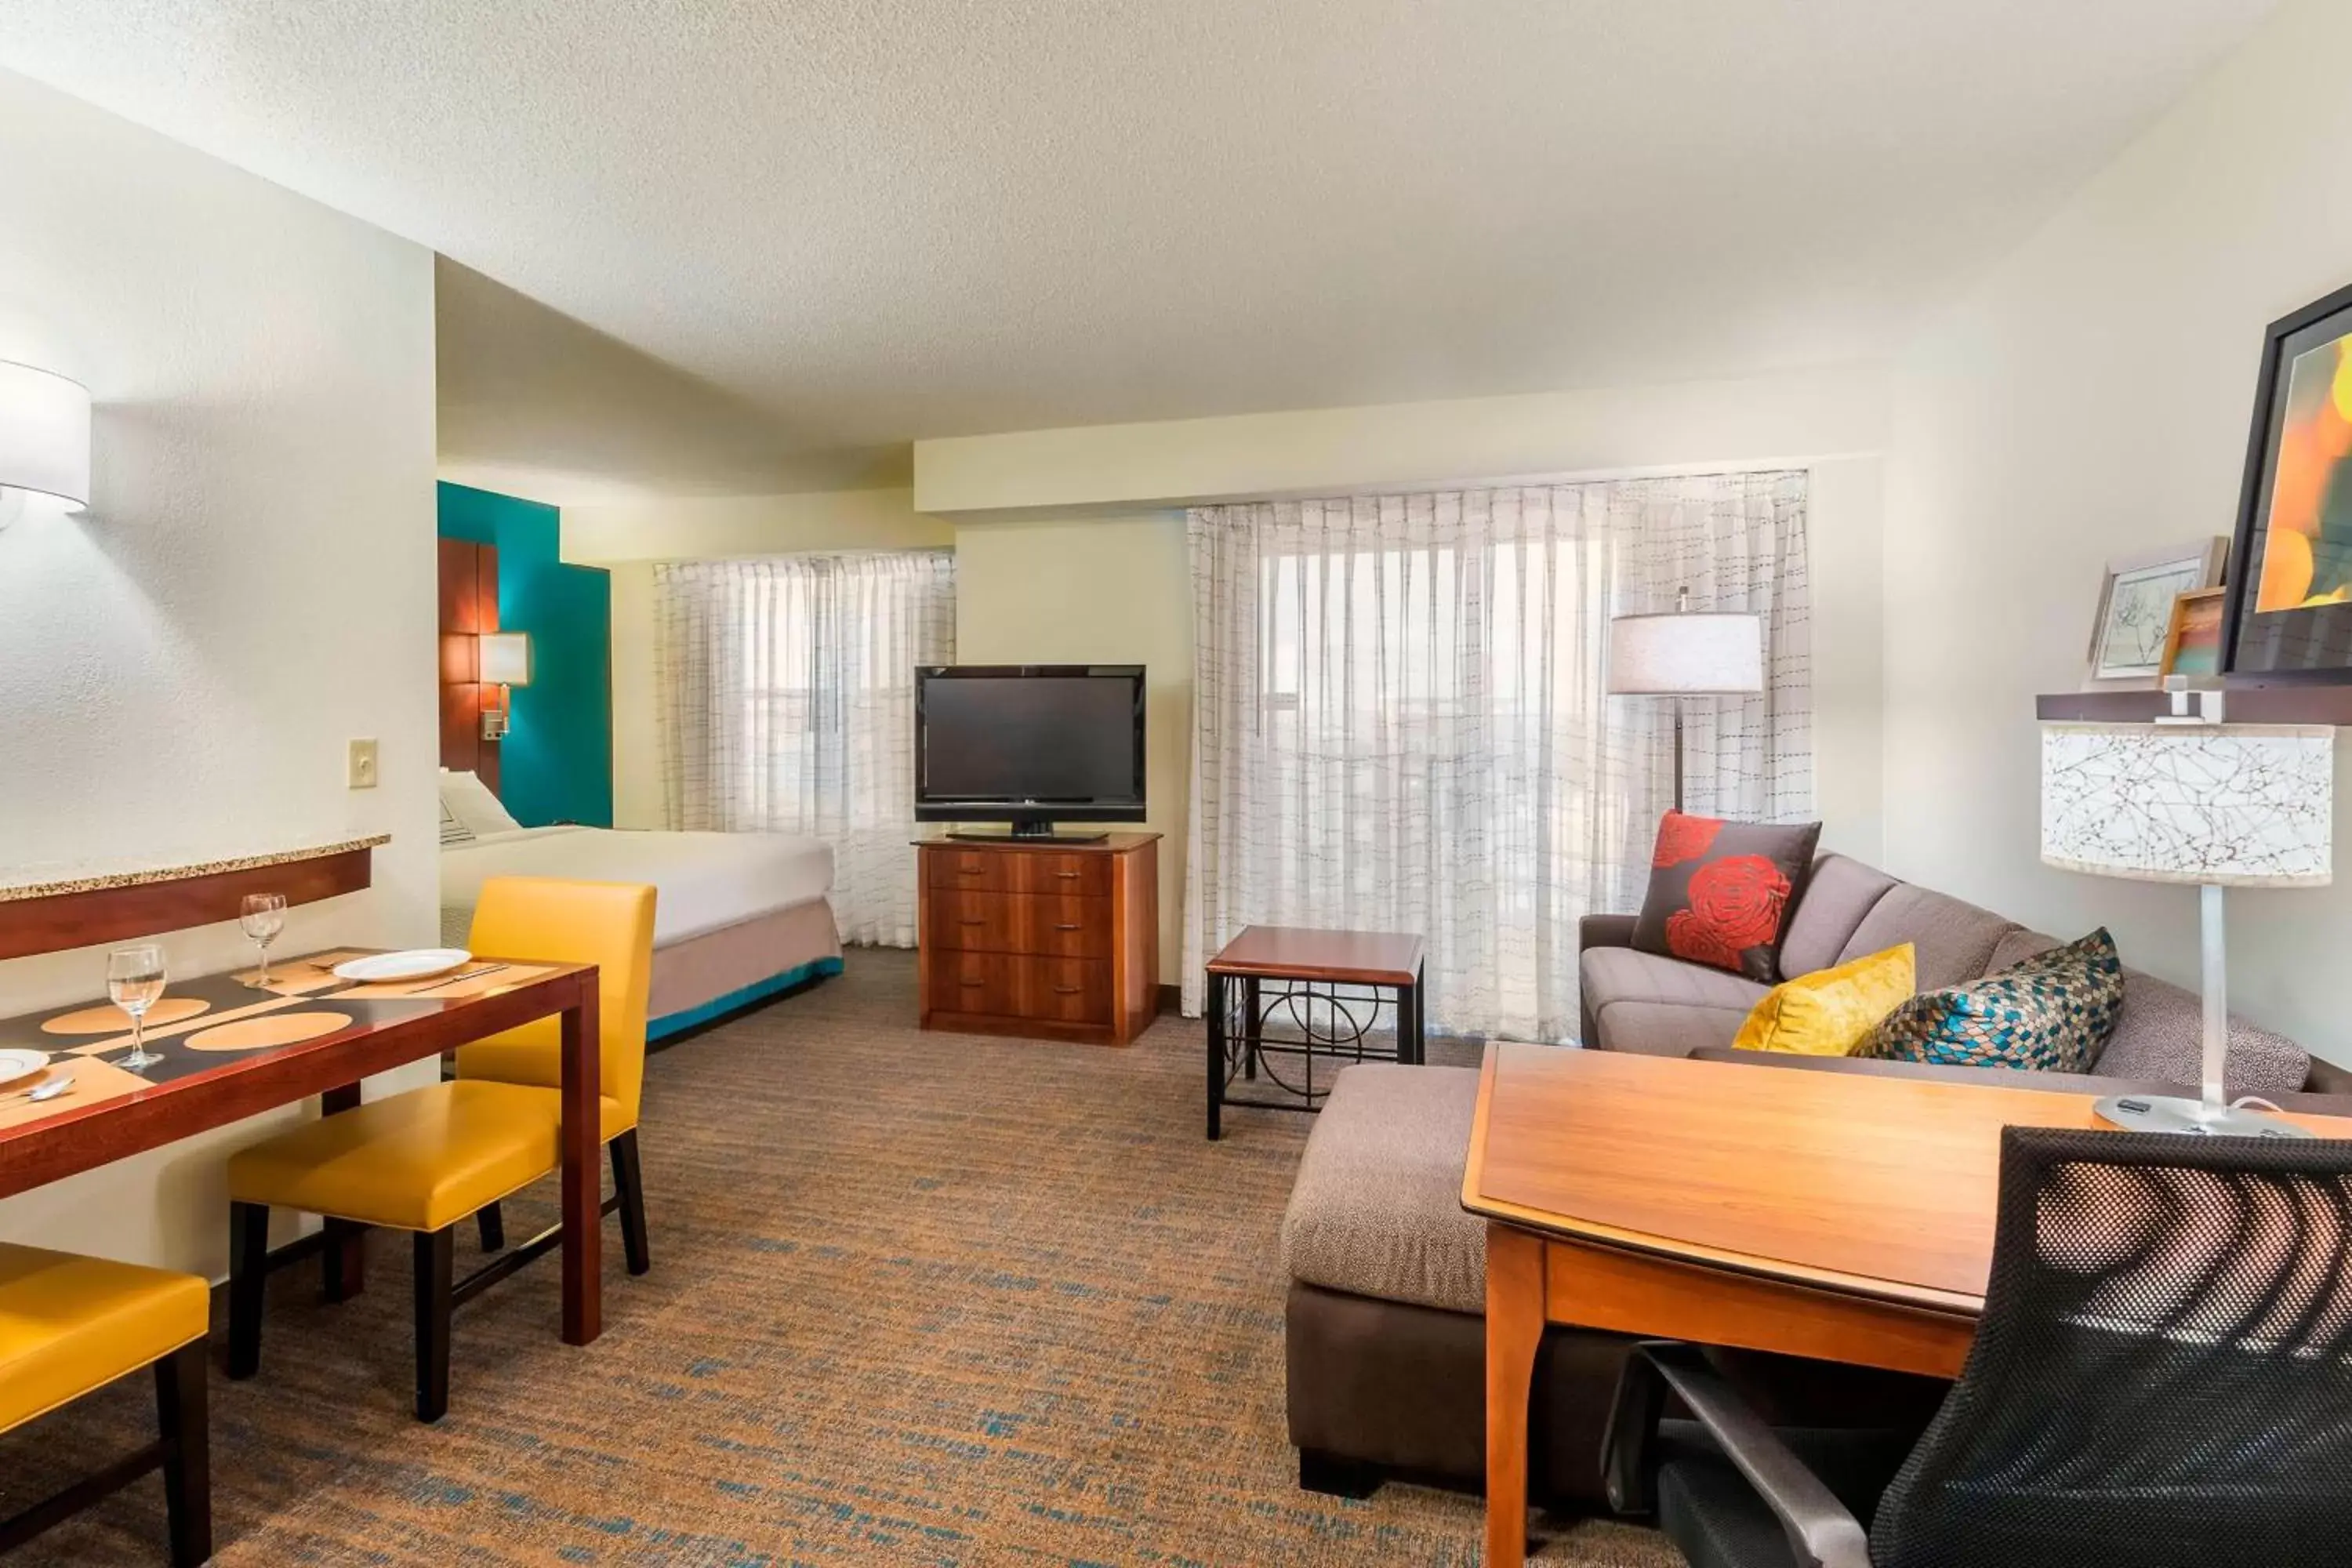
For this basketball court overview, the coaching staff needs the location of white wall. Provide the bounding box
[0,67,440,1272]
[575,489,956,828]
[1882,0,2352,1065]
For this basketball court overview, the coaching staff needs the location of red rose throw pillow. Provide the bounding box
[1631,811,1821,982]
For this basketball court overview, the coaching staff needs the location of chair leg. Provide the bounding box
[155,1341,212,1568]
[477,1202,505,1253]
[227,1201,269,1381]
[611,1130,651,1276]
[321,1218,363,1304]
[413,1226,454,1424]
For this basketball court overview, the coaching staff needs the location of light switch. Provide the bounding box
[347,738,379,789]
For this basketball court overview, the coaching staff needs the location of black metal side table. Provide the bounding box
[1204,925,1426,1139]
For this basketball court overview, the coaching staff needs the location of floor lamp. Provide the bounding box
[1606,590,1766,812]
[2041,694,2334,1138]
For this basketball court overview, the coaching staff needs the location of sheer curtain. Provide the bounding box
[654,551,955,946]
[1183,472,1810,1039]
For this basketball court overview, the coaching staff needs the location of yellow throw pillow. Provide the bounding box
[1733,944,1917,1057]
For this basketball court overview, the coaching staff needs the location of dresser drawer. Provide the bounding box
[931,951,1112,1024]
[927,848,1011,892]
[1005,853,1111,897]
[1017,956,1113,1025]
[927,891,1112,959]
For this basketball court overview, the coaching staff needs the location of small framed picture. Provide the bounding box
[2158,586,2227,678]
[2086,539,2229,688]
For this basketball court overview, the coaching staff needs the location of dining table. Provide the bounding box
[0,948,607,1344]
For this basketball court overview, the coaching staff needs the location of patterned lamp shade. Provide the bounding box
[2040,722,2335,887]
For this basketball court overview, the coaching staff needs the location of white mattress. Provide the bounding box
[441,826,834,948]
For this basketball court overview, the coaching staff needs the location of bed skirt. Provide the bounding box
[648,898,844,1040]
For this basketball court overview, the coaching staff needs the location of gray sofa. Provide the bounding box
[1280,851,2350,1508]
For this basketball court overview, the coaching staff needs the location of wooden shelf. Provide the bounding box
[2037,684,2352,725]
[0,836,386,961]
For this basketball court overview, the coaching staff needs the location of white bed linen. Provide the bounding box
[440,826,835,948]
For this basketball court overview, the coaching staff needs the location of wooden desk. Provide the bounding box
[1461,1045,2352,1567]
[0,949,606,1345]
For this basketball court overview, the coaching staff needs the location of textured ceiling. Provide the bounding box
[0,1,2282,488]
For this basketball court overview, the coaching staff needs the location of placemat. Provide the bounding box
[60,993,301,1058]
[0,1059,152,1132]
[185,1011,356,1052]
[41,997,214,1035]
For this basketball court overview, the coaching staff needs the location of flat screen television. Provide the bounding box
[914,665,1146,840]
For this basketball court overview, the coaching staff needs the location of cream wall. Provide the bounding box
[950,514,1195,976]
[0,68,440,1271]
[1882,0,2352,1065]
[575,489,954,828]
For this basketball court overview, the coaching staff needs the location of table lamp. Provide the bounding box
[478,630,532,740]
[2040,691,2333,1138]
[1607,588,1765,811]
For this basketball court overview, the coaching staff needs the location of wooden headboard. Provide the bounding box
[437,536,501,793]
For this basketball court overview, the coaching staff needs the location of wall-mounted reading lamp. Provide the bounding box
[479,630,532,739]
[0,360,92,531]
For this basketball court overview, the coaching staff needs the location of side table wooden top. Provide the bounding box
[1206,925,1425,985]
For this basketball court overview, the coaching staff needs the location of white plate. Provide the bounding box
[0,1048,51,1091]
[332,949,473,984]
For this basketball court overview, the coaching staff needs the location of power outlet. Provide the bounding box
[347,738,379,789]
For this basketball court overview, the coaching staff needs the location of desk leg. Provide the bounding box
[1486,1224,1545,1568]
[560,977,603,1346]
[1205,970,1226,1141]
[321,1082,365,1298]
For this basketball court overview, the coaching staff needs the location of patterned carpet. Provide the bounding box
[5,950,1678,1566]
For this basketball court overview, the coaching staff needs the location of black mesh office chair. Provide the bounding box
[1604,1127,2352,1568]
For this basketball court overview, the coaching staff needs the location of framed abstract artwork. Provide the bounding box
[2085,539,2227,688]
[2223,278,2352,683]
[2160,587,2227,678]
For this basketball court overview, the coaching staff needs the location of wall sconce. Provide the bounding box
[479,630,532,740]
[0,361,92,531]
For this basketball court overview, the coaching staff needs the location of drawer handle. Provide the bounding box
[1054,870,1081,880]
[960,917,986,926]
[1054,923,1082,931]
[957,866,984,876]
[1053,985,1082,996]
[960,978,986,988]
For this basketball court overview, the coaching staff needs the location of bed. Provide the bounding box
[439,782,842,1040]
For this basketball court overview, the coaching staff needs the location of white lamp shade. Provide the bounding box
[2041,722,2334,887]
[1606,612,1765,695]
[0,361,91,509]
[478,631,532,686]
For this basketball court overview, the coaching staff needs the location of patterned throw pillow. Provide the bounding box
[1860,928,2124,1073]
[1632,811,1823,983]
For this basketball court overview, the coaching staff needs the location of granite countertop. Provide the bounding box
[0,834,393,903]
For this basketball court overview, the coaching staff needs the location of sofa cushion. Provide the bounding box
[1836,884,2020,991]
[1779,855,1900,978]
[1733,944,1916,1057]
[1584,945,1777,1014]
[1595,1000,1755,1057]
[1861,930,2123,1073]
[1633,812,1823,982]
[1985,927,2060,974]
[2095,969,2310,1098]
[1280,1064,1486,1315]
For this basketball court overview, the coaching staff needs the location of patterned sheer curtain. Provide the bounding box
[654,552,956,946]
[1183,472,1810,1040]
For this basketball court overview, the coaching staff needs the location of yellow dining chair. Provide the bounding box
[455,876,658,1276]
[0,1243,210,1564]
[224,877,655,1422]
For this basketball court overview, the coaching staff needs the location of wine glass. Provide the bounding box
[107,944,168,1071]
[241,892,288,987]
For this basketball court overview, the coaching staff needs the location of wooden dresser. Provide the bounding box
[915,833,1160,1044]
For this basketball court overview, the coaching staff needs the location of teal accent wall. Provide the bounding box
[437,482,614,828]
